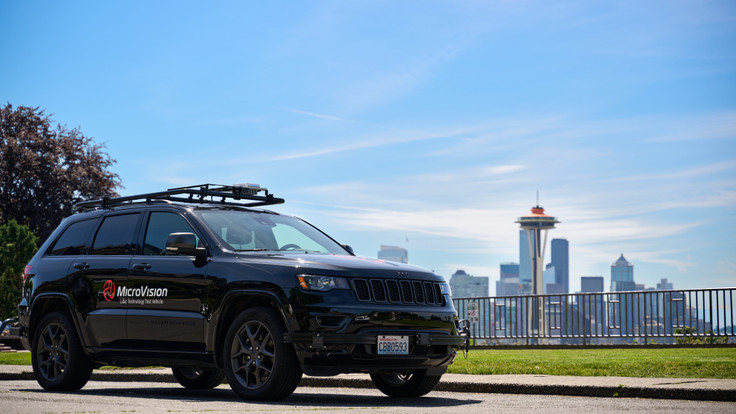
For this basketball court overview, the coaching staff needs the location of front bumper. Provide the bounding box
[284,330,467,376]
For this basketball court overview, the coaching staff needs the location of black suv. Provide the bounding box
[18,184,467,401]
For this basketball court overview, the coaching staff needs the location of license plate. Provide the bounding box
[377,335,409,355]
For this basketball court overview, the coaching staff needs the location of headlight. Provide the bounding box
[297,275,350,291]
[439,283,452,297]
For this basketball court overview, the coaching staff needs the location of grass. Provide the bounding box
[0,351,31,365]
[447,348,736,379]
[2,347,735,379]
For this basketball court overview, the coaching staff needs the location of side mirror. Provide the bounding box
[165,232,206,256]
[341,244,355,255]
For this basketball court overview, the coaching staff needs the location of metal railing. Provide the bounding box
[453,288,736,345]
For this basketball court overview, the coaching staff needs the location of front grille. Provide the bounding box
[351,278,445,306]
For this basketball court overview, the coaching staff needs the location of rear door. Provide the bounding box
[126,210,210,351]
[78,212,141,348]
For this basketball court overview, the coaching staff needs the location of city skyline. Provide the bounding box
[1,2,734,293]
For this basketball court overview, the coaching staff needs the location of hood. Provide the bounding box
[235,252,438,279]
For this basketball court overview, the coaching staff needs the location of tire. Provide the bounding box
[370,371,442,397]
[223,307,302,401]
[172,367,226,389]
[31,311,93,391]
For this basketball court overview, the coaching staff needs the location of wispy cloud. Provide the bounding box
[334,45,460,113]
[283,108,346,122]
[647,111,736,142]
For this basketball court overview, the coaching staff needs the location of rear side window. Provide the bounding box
[91,214,140,255]
[49,219,97,256]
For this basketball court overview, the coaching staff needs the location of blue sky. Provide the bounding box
[2,1,735,293]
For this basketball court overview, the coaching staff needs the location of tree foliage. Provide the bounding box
[0,104,121,243]
[0,220,38,319]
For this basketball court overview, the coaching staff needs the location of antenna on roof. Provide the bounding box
[536,190,540,207]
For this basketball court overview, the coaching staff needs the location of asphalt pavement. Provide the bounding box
[1,364,734,401]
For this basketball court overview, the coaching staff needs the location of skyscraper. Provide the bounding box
[550,238,569,294]
[610,254,635,292]
[497,263,520,296]
[518,230,533,295]
[449,270,489,298]
[581,276,604,293]
[377,245,408,264]
[656,278,673,290]
[579,276,606,337]
[610,254,636,335]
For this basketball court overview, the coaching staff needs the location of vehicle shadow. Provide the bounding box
[21,385,482,408]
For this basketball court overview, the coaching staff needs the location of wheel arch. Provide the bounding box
[211,290,292,367]
[28,293,89,350]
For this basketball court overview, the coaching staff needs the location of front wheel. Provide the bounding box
[370,371,442,397]
[31,311,93,391]
[223,307,302,401]
[172,367,225,389]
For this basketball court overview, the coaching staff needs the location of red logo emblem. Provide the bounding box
[103,280,116,302]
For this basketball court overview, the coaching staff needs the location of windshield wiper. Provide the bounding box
[235,248,271,252]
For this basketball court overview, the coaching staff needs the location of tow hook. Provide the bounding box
[458,319,471,357]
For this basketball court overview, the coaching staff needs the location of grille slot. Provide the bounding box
[353,279,371,301]
[385,280,401,302]
[400,280,413,302]
[370,279,387,302]
[433,283,443,304]
[423,282,434,305]
[412,281,425,304]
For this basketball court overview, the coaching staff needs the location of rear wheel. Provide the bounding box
[172,367,225,389]
[223,307,302,401]
[370,371,442,397]
[32,311,93,391]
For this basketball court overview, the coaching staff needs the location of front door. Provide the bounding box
[126,210,209,351]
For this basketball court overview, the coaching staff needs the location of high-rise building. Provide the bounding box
[550,238,569,293]
[377,245,408,264]
[581,276,604,293]
[656,278,673,290]
[449,270,489,298]
[519,230,533,294]
[543,264,562,294]
[497,263,520,296]
[610,254,637,335]
[610,254,635,292]
[579,276,606,338]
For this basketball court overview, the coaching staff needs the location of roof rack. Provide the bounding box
[73,183,285,211]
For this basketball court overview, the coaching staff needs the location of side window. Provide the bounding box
[91,214,140,255]
[143,212,198,255]
[49,219,97,256]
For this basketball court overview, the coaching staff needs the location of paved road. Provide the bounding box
[2,379,736,414]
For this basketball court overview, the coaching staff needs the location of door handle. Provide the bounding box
[72,262,89,270]
[132,263,151,271]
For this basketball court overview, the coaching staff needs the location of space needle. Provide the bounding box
[516,198,559,336]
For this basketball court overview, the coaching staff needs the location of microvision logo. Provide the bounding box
[103,280,116,301]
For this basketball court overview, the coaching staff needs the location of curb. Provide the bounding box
[1,368,734,402]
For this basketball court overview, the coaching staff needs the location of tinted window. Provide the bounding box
[50,219,97,256]
[143,212,198,255]
[91,214,139,255]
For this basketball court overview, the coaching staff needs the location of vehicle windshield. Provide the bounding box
[193,209,348,254]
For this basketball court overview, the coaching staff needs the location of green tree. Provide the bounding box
[0,220,38,319]
[0,104,121,243]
